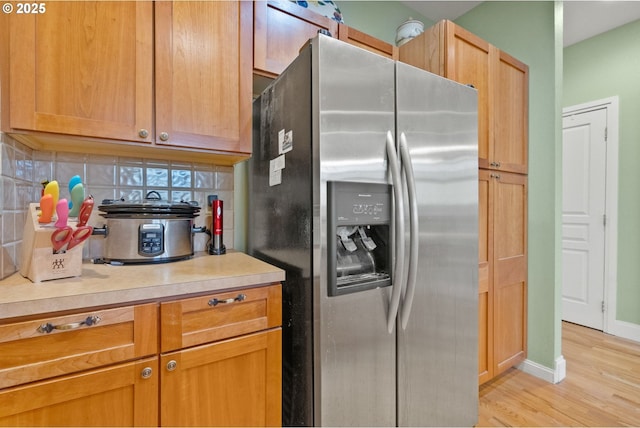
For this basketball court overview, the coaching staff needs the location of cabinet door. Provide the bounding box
[492,172,527,376]
[160,329,282,427]
[493,50,529,174]
[443,23,491,169]
[7,1,153,142]
[254,0,338,77]
[155,1,252,154]
[338,24,397,59]
[478,170,493,384]
[0,357,158,426]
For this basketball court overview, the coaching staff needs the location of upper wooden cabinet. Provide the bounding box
[154,1,252,154]
[338,24,398,60]
[253,0,396,78]
[254,0,338,77]
[493,49,529,175]
[5,2,154,143]
[399,20,528,174]
[2,1,253,163]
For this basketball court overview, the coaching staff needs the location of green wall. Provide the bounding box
[564,20,640,325]
[337,1,432,44]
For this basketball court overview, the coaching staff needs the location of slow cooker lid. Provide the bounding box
[99,191,200,216]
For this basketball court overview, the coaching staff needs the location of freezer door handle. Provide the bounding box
[386,130,405,334]
[399,132,419,330]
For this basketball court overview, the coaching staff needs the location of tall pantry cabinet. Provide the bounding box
[400,19,528,385]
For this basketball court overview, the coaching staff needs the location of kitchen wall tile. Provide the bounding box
[90,187,117,205]
[33,152,54,184]
[216,167,234,190]
[0,135,30,279]
[2,210,14,243]
[86,157,117,187]
[146,167,169,187]
[171,169,192,188]
[119,188,145,203]
[3,176,16,210]
[119,165,144,187]
[1,245,17,279]
[55,153,86,189]
[1,142,15,178]
[0,133,236,279]
[195,164,215,189]
[16,183,34,213]
[15,154,33,182]
[170,190,192,203]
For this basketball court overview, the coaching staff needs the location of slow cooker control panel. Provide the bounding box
[139,223,164,257]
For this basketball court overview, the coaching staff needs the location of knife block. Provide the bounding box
[20,203,84,283]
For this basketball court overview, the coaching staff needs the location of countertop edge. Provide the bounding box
[0,252,285,320]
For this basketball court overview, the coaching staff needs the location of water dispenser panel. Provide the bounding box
[327,181,392,297]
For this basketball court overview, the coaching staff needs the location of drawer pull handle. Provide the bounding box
[208,293,246,307]
[37,315,102,334]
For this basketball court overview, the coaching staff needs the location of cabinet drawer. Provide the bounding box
[0,303,158,389]
[160,283,282,353]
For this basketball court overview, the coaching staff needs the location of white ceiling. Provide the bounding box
[398,1,640,47]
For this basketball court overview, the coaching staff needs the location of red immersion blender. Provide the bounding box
[208,195,226,255]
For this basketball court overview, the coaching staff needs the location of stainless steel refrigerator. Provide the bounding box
[248,35,478,427]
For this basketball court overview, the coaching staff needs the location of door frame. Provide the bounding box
[562,96,618,337]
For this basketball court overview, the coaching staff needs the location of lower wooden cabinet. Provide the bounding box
[0,357,159,426]
[159,284,282,427]
[478,169,527,384]
[160,330,282,427]
[0,283,282,426]
[0,303,158,390]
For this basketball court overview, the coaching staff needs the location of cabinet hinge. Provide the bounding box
[603,214,607,226]
[605,127,608,143]
[602,301,605,313]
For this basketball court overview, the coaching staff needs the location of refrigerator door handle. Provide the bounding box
[386,130,405,334]
[399,132,419,330]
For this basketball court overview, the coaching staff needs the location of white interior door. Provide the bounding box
[562,108,607,330]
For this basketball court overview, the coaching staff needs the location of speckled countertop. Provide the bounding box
[0,251,284,320]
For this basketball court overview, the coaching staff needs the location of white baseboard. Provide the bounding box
[517,321,640,385]
[517,355,566,384]
[608,319,640,343]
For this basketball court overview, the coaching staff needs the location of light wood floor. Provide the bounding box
[477,321,640,426]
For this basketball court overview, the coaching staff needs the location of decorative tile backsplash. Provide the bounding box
[0,133,234,280]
